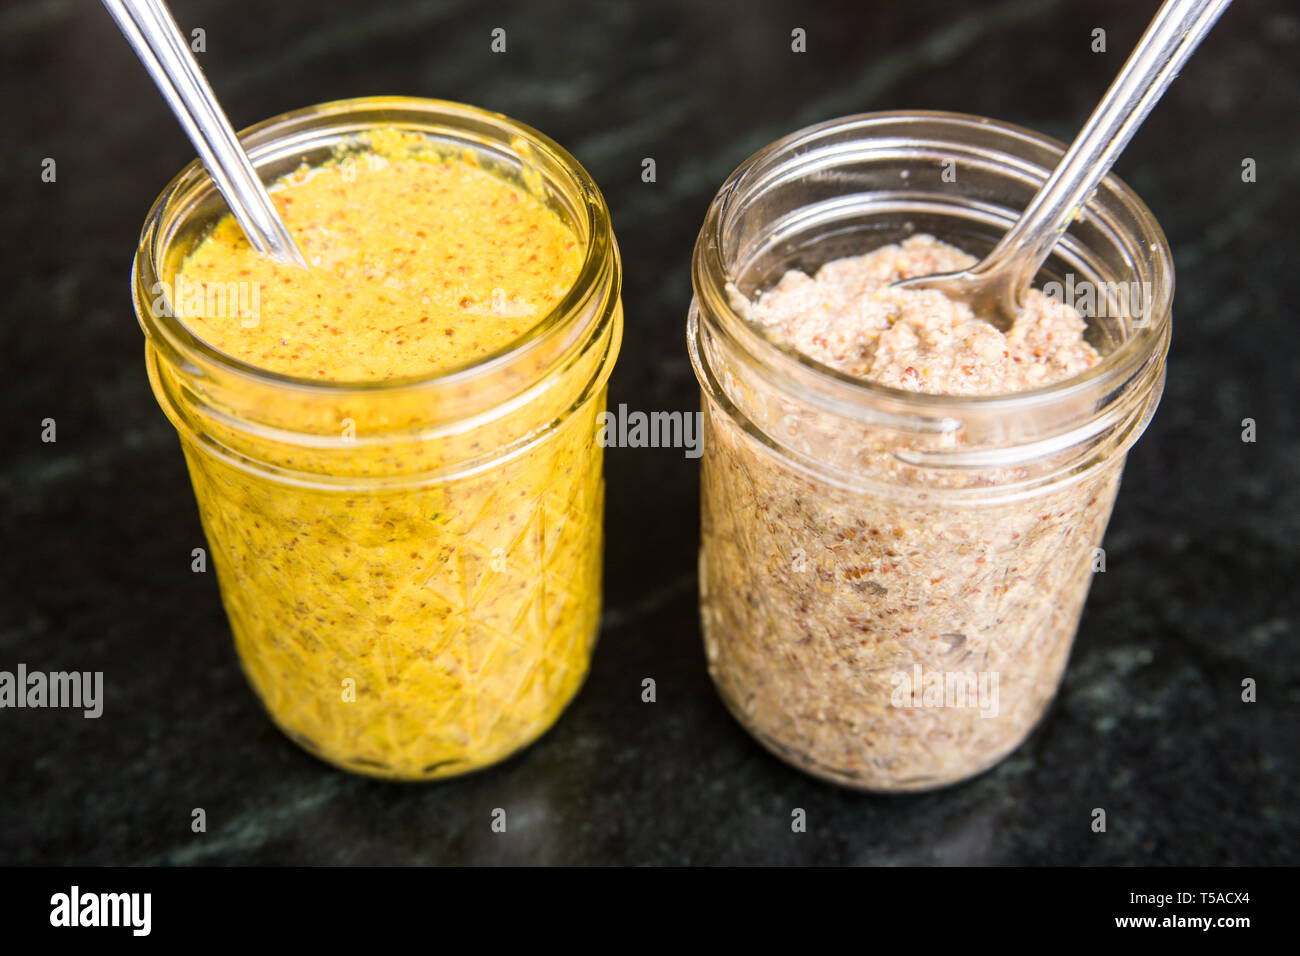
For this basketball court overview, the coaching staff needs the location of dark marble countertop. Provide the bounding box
[1,0,1296,865]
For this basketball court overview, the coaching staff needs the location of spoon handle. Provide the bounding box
[102,0,309,267]
[981,0,1231,297]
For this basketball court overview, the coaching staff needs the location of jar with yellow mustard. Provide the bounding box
[132,98,622,780]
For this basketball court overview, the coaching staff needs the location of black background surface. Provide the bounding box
[0,0,1296,865]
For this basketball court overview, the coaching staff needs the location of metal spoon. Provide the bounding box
[895,0,1231,330]
[102,0,309,267]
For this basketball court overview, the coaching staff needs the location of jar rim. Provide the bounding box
[133,95,615,395]
[691,109,1174,418]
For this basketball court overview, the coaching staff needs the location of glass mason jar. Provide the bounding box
[688,111,1171,792]
[133,97,622,780]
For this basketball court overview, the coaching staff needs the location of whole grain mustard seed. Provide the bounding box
[166,129,605,780]
[750,235,1100,395]
[177,129,581,381]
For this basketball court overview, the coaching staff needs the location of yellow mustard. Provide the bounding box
[157,128,613,779]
